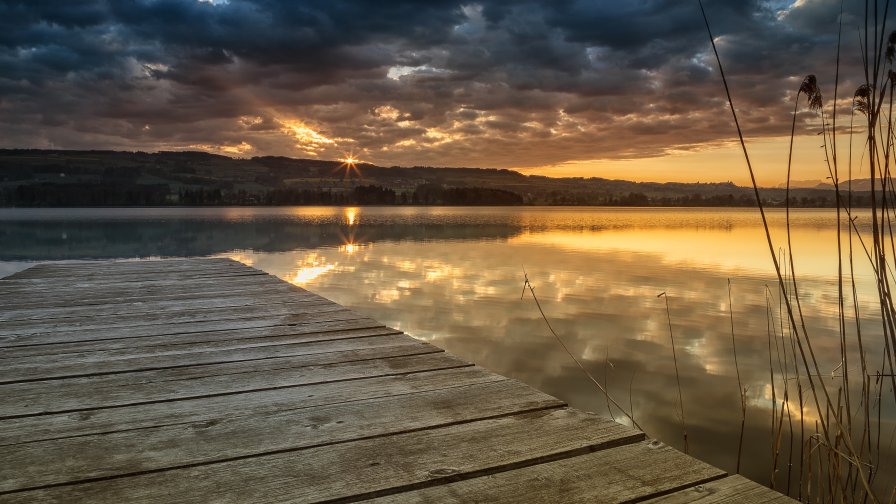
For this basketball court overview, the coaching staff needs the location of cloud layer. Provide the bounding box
[0,0,874,174]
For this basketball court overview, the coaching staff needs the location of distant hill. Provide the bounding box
[776,178,875,191]
[0,149,873,207]
[775,179,828,189]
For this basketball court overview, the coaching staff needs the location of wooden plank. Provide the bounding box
[0,291,328,322]
[0,352,478,444]
[0,271,287,294]
[0,310,378,348]
[0,273,289,298]
[0,258,248,277]
[26,257,234,266]
[0,408,644,504]
[0,270,273,292]
[0,322,398,359]
[1,293,341,326]
[0,284,303,311]
[367,440,727,504]
[0,299,345,335]
[0,379,564,492]
[0,327,400,368]
[1,353,473,420]
[3,265,261,283]
[2,259,255,280]
[641,475,797,503]
[6,258,243,278]
[0,272,272,296]
[0,333,431,383]
[0,288,305,312]
[1,269,267,287]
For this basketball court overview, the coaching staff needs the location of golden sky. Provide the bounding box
[523,135,855,187]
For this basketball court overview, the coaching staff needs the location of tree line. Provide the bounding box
[1,183,873,207]
[1,183,524,206]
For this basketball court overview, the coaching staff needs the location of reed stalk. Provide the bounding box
[658,291,688,454]
[521,268,643,431]
[729,279,746,474]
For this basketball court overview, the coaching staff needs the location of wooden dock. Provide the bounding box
[0,258,793,503]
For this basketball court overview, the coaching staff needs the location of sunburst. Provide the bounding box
[337,152,362,180]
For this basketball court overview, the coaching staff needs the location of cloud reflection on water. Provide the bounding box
[227,207,892,491]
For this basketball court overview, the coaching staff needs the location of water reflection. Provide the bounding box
[344,207,358,226]
[1,206,892,495]
[0,207,525,260]
[289,253,338,285]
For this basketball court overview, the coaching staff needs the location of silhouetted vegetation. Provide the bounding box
[0,181,529,207]
[410,184,523,205]
[699,1,896,499]
[0,149,876,207]
[7,183,171,206]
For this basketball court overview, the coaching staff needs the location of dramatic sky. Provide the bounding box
[0,0,880,184]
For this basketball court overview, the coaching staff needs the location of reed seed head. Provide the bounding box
[798,74,822,111]
[854,84,871,115]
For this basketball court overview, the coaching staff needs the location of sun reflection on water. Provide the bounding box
[339,243,360,254]
[344,207,359,226]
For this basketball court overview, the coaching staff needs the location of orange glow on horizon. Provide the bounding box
[515,135,851,187]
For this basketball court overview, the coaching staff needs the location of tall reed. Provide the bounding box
[729,279,747,474]
[521,268,643,431]
[658,291,689,454]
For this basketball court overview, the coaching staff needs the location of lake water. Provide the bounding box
[1,206,893,496]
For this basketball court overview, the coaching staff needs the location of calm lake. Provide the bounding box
[2,206,893,493]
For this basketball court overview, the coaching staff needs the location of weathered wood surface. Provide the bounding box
[367,441,727,504]
[0,332,430,383]
[642,475,798,503]
[0,258,794,502]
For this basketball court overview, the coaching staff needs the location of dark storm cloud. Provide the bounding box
[0,0,876,170]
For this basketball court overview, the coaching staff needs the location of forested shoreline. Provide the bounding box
[0,149,872,207]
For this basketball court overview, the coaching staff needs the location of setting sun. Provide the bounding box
[338,153,362,179]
